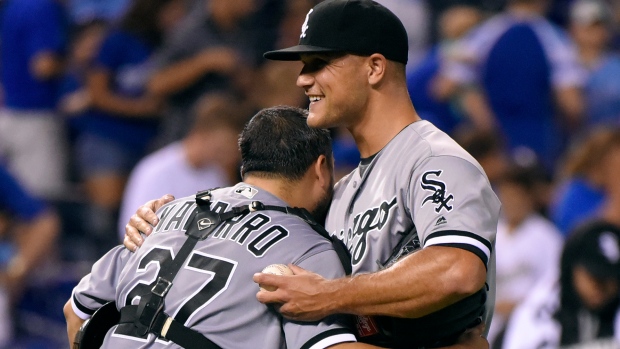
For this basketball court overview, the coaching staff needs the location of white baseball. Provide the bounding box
[259,264,293,292]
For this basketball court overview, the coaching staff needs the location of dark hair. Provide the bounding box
[239,106,332,180]
[555,220,620,344]
[497,164,538,192]
[120,0,175,46]
[455,129,505,160]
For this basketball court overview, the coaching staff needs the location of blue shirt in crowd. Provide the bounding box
[0,0,67,110]
[0,164,46,222]
[82,30,158,149]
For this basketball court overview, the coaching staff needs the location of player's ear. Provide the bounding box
[367,53,387,86]
[313,155,331,190]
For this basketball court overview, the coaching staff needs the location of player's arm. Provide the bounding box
[255,246,485,320]
[87,68,161,117]
[147,47,239,97]
[63,299,85,347]
[123,194,175,251]
[256,157,498,321]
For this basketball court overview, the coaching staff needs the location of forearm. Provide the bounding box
[88,71,159,117]
[459,88,496,132]
[555,86,583,129]
[91,93,158,117]
[12,211,60,281]
[330,247,486,318]
[64,299,85,347]
[148,54,215,97]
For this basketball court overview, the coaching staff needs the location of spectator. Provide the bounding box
[569,0,620,128]
[502,220,620,349]
[248,0,313,111]
[0,0,69,199]
[117,93,249,241]
[407,4,484,135]
[57,19,107,170]
[455,129,509,187]
[489,165,563,348]
[437,0,586,173]
[377,0,431,69]
[0,164,60,346]
[550,127,616,235]
[147,0,265,145]
[76,0,186,235]
[68,0,130,24]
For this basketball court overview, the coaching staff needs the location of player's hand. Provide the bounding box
[254,264,337,321]
[123,194,175,252]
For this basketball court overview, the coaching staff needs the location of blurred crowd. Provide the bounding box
[0,0,620,347]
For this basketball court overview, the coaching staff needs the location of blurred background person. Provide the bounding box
[247,0,312,111]
[502,220,620,349]
[74,0,186,250]
[490,165,563,348]
[57,19,107,190]
[569,0,620,129]
[0,0,69,200]
[146,0,270,146]
[407,4,484,135]
[0,164,60,347]
[117,93,249,241]
[377,0,431,69]
[454,129,510,188]
[550,127,620,236]
[68,0,129,24]
[436,0,586,174]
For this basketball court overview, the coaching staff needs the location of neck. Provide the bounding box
[243,175,310,210]
[347,86,420,158]
[579,46,604,68]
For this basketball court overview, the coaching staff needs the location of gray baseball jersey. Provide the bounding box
[71,183,356,349]
[326,120,500,327]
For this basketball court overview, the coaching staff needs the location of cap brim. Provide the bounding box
[263,45,341,61]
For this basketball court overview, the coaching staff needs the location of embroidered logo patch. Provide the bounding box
[421,170,454,213]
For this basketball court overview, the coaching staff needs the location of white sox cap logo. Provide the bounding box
[197,218,215,230]
[300,9,313,38]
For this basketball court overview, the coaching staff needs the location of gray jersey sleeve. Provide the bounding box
[71,246,132,319]
[283,250,357,349]
[409,155,500,266]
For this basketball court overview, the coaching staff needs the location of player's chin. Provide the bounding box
[306,110,331,129]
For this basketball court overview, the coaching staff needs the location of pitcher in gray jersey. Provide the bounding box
[326,121,499,329]
[254,0,500,347]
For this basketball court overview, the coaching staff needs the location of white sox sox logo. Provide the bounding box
[420,170,454,213]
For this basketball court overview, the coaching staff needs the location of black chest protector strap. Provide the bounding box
[129,192,225,349]
[124,189,351,349]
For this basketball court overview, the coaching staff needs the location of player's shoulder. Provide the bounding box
[397,121,485,173]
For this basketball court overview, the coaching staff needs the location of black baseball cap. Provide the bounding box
[264,0,409,64]
[564,221,620,280]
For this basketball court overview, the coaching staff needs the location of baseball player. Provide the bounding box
[124,0,500,347]
[65,107,366,349]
